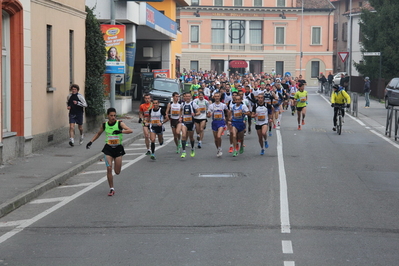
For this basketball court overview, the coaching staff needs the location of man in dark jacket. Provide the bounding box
[364,77,371,108]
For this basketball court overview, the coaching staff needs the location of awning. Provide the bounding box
[229,60,248,68]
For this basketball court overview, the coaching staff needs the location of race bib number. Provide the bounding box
[300,97,306,102]
[171,110,180,115]
[183,115,192,123]
[265,99,271,104]
[107,135,120,146]
[258,113,266,121]
[213,110,223,120]
[234,110,243,118]
[198,107,206,113]
[291,92,296,96]
[151,119,160,124]
[272,99,279,105]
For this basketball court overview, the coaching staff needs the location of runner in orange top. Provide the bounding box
[139,94,153,155]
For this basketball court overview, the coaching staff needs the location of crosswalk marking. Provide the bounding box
[29,197,70,204]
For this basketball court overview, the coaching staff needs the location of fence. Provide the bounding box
[349,76,386,101]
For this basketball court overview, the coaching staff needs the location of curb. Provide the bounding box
[0,132,144,218]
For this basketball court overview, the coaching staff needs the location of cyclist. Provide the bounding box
[330,84,351,131]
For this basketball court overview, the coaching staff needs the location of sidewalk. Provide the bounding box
[0,102,144,218]
[0,96,392,218]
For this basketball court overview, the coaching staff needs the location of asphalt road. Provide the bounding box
[0,89,398,266]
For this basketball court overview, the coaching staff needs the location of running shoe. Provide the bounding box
[108,189,115,196]
[191,149,196,157]
[239,146,244,154]
[292,111,294,116]
[229,146,233,153]
[260,149,265,155]
[278,121,280,126]
[151,154,156,160]
[197,135,200,141]
[333,126,336,131]
[176,146,180,154]
[273,124,277,129]
[233,151,238,157]
[217,150,222,157]
[69,139,74,147]
[227,131,230,136]
[145,150,151,156]
[264,141,269,148]
[302,120,305,125]
[198,142,202,149]
[181,152,186,158]
[298,125,301,130]
[79,134,84,145]
[159,141,163,146]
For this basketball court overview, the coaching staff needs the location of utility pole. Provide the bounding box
[348,0,353,91]
[110,0,116,108]
[300,0,303,76]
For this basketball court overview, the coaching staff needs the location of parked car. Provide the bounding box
[142,78,182,107]
[333,72,346,85]
[384,77,399,109]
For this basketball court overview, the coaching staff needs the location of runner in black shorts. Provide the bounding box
[146,99,168,160]
[86,107,133,196]
[166,92,183,153]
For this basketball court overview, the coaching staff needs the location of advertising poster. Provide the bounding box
[121,43,136,93]
[101,24,126,74]
[152,69,170,78]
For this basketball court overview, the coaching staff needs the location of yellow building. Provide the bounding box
[178,0,335,85]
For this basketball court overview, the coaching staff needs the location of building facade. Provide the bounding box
[1,0,86,163]
[178,0,335,86]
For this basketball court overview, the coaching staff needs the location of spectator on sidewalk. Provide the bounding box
[317,73,328,93]
[364,77,371,108]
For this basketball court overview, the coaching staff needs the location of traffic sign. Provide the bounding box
[363,52,381,56]
[338,52,349,63]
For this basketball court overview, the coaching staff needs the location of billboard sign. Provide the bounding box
[102,24,126,74]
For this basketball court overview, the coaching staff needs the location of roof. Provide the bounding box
[296,0,335,10]
[343,1,375,15]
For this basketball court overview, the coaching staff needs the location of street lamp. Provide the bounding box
[300,0,303,76]
[348,0,353,91]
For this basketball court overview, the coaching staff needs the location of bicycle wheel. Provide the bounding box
[337,111,342,135]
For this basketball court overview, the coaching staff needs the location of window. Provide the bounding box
[229,20,245,44]
[190,25,199,43]
[359,24,364,43]
[69,30,74,85]
[215,0,223,5]
[2,11,11,132]
[190,60,199,72]
[234,0,242,6]
[277,0,285,7]
[47,25,52,88]
[276,61,284,76]
[276,26,285,45]
[312,27,321,45]
[254,0,262,7]
[191,0,199,6]
[250,21,262,48]
[211,20,224,49]
[311,61,320,78]
[342,22,347,42]
[333,23,338,41]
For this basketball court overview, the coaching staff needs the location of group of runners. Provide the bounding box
[139,73,309,160]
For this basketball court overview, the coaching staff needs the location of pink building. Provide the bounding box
[178,0,334,86]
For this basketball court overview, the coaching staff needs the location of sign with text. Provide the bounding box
[102,24,126,74]
[363,52,381,56]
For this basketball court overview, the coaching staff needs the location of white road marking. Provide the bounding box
[282,240,293,254]
[29,197,69,204]
[0,137,174,245]
[78,170,106,175]
[284,261,295,266]
[57,183,93,188]
[276,129,291,233]
[0,220,30,228]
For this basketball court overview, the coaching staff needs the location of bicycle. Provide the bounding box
[332,104,347,135]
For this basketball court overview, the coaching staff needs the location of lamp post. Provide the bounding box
[109,0,116,108]
[348,0,353,91]
[300,0,304,76]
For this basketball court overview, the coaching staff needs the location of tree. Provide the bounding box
[355,0,399,80]
[85,6,106,116]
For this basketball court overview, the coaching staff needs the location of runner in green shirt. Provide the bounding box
[294,81,308,130]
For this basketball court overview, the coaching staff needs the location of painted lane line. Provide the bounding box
[78,170,107,175]
[284,261,295,266]
[276,129,291,233]
[0,137,174,245]
[370,129,399,149]
[29,197,69,204]
[282,240,293,254]
[0,220,30,228]
[57,183,93,188]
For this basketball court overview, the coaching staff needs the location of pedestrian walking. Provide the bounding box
[86,107,133,196]
[66,84,87,146]
[364,77,371,108]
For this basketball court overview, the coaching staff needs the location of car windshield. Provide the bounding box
[151,80,179,92]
